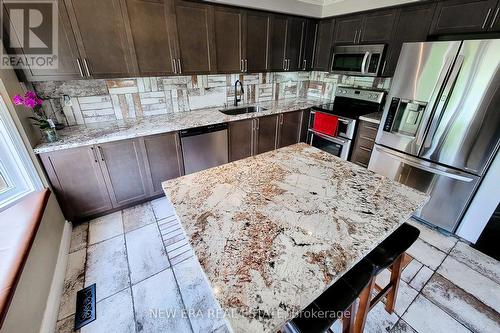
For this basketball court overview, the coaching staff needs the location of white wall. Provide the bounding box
[457,150,500,243]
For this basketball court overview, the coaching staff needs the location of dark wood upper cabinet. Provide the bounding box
[270,15,288,71]
[256,115,279,154]
[65,0,138,78]
[40,146,112,221]
[171,0,216,74]
[141,132,183,195]
[245,11,270,72]
[228,119,254,162]
[382,3,436,77]
[286,17,306,71]
[301,20,318,71]
[5,0,83,81]
[334,15,363,45]
[490,4,500,31]
[430,0,499,35]
[278,111,303,148]
[97,139,150,207]
[360,10,396,43]
[214,6,243,73]
[125,0,176,76]
[313,18,335,71]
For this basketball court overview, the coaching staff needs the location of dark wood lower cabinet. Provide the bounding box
[229,119,254,162]
[40,146,112,221]
[97,139,150,206]
[256,115,279,154]
[141,133,184,195]
[350,120,380,168]
[278,111,303,148]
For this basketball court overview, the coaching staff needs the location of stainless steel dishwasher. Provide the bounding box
[180,123,229,174]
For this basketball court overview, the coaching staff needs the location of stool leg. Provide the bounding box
[353,277,375,333]
[342,303,355,333]
[385,253,404,314]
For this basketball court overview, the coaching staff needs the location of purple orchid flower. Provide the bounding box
[12,94,24,105]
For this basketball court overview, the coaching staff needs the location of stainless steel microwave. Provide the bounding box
[330,44,385,77]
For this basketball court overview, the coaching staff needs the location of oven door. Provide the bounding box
[309,130,351,160]
[331,45,385,77]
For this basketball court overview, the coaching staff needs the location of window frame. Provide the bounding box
[0,93,42,211]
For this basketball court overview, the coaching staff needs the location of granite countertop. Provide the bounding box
[33,98,326,154]
[359,111,383,124]
[162,143,428,333]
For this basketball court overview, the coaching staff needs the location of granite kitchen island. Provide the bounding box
[162,143,428,333]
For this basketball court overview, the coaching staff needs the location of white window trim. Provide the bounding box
[0,94,43,211]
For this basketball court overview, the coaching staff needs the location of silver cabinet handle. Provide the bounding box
[97,146,105,161]
[76,58,84,77]
[172,58,177,74]
[302,59,307,70]
[483,8,492,29]
[240,59,243,72]
[177,59,182,74]
[283,58,286,70]
[358,29,362,43]
[82,58,91,76]
[244,59,248,72]
[353,30,358,44]
[90,147,98,162]
[491,7,500,28]
[287,59,290,70]
[255,118,259,130]
[279,113,284,125]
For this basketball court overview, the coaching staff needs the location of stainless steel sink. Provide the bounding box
[219,106,267,115]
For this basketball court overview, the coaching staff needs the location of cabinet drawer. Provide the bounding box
[356,135,376,150]
[351,145,373,167]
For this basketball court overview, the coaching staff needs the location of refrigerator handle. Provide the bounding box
[415,56,455,150]
[423,55,465,149]
[374,145,474,182]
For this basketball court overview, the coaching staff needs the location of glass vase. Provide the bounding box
[42,128,58,143]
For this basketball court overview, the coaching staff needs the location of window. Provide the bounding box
[0,94,42,210]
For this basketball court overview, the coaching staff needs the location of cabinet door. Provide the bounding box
[430,0,498,35]
[301,20,318,71]
[286,17,306,71]
[360,10,396,43]
[256,115,279,154]
[214,6,243,73]
[126,0,176,76]
[490,5,500,31]
[334,15,363,45]
[245,11,270,72]
[66,0,137,77]
[269,15,288,71]
[313,19,335,71]
[4,0,84,81]
[229,119,254,162]
[141,132,183,196]
[97,139,149,207]
[172,0,216,74]
[278,111,303,148]
[40,147,112,221]
[382,3,435,77]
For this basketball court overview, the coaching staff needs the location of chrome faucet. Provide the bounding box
[234,80,244,106]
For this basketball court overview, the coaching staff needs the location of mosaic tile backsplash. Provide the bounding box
[34,71,391,126]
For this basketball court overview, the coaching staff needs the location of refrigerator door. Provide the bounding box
[369,145,480,232]
[376,41,462,155]
[420,39,500,176]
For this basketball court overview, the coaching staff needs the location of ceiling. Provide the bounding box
[204,0,420,18]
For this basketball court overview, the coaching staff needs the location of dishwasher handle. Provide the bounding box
[180,123,228,137]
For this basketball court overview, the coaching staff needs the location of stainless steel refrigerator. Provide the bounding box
[369,40,500,232]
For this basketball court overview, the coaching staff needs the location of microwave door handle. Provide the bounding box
[423,55,465,149]
[375,146,474,182]
[361,52,370,75]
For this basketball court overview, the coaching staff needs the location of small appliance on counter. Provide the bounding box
[308,86,385,160]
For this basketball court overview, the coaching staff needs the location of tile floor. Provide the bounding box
[56,197,500,333]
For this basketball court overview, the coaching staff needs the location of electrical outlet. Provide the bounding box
[63,95,72,106]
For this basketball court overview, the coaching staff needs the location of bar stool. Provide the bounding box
[353,223,420,333]
[283,258,376,333]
